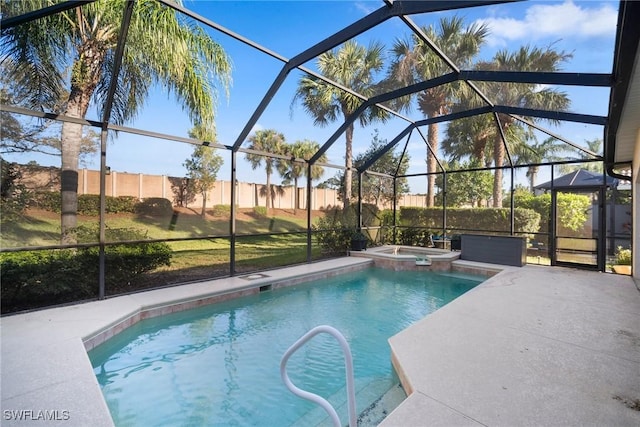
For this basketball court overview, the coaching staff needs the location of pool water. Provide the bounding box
[89,267,483,426]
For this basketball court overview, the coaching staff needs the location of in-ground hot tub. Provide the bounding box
[350,245,460,271]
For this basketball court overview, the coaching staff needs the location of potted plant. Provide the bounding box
[612,246,631,275]
[350,230,368,251]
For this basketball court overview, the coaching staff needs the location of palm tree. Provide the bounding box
[558,138,603,174]
[441,113,494,167]
[280,139,326,211]
[245,129,286,211]
[514,137,563,191]
[1,0,231,243]
[478,46,571,206]
[388,16,489,206]
[293,40,387,211]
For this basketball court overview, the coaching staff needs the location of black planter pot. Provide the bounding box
[350,238,367,251]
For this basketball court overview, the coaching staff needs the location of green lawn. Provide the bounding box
[1,209,325,283]
[0,209,310,247]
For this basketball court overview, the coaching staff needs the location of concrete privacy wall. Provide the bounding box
[93,170,346,210]
[19,168,344,209]
[20,167,429,210]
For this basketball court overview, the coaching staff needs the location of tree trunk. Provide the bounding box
[201,192,207,217]
[426,122,438,207]
[493,131,505,207]
[60,118,82,244]
[293,176,299,212]
[529,166,538,192]
[343,122,354,212]
[60,44,105,243]
[266,171,272,211]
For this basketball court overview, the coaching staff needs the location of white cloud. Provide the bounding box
[477,1,617,46]
[354,1,378,16]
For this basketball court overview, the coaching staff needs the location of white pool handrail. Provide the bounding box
[280,325,357,427]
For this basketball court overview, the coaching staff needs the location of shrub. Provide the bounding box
[1,249,97,312]
[135,197,174,216]
[211,204,231,217]
[510,191,590,234]
[73,224,153,243]
[313,215,352,255]
[398,207,540,234]
[29,192,139,215]
[253,206,267,217]
[615,246,631,265]
[32,191,61,212]
[77,194,101,215]
[0,227,172,313]
[314,205,382,252]
[98,240,172,288]
[361,203,380,227]
[398,227,433,246]
[0,160,30,222]
[377,209,398,244]
[106,196,138,213]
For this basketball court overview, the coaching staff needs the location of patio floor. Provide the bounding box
[382,265,640,426]
[1,260,638,426]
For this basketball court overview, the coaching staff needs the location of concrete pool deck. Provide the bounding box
[382,265,640,427]
[1,258,639,426]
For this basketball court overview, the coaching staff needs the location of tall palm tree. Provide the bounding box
[245,129,286,211]
[1,0,231,243]
[388,16,489,206]
[478,46,571,206]
[293,40,387,211]
[441,113,494,167]
[280,139,326,211]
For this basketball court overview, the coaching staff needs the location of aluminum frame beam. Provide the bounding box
[97,0,135,299]
[510,115,602,159]
[493,112,514,167]
[493,105,607,125]
[0,0,96,29]
[230,0,517,151]
[310,66,611,169]
[398,14,495,108]
[309,72,458,164]
[458,70,612,87]
[397,157,603,177]
[358,125,414,171]
[605,0,640,178]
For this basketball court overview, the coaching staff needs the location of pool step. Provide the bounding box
[356,383,406,426]
[291,377,404,427]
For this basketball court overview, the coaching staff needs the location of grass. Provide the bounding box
[0,208,310,247]
[1,208,325,282]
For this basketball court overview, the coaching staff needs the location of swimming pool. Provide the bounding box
[88,267,483,426]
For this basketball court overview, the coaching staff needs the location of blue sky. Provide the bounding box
[10,0,620,193]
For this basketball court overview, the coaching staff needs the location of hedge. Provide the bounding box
[313,204,380,254]
[399,207,540,234]
[134,197,174,216]
[1,228,172,313]
[31,192,142,215]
